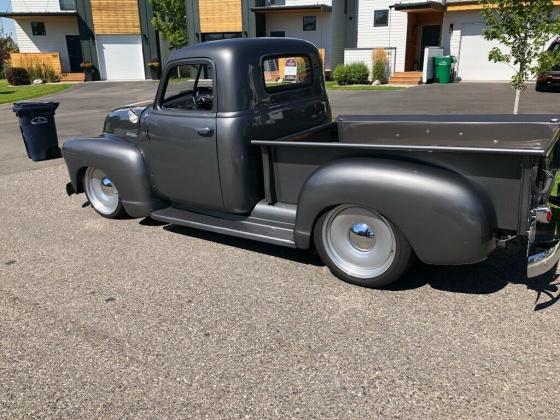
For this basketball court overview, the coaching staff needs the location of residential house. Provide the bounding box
[347,0,560,83]
[1,0,160,81]
[185,0,358,72]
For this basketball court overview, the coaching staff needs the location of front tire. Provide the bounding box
[314,205,413,288]
[83,167,126,219]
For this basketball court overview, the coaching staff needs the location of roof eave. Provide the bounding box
[0,11,78,18]
[251,5,332,13]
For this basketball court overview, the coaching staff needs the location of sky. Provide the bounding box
[1,0,15,36]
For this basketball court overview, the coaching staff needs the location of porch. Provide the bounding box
[389,1,444,84]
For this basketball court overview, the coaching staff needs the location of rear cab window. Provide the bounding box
[262,55,313,93]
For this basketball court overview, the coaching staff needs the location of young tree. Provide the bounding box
[150,0,188,50]
[0,32,19,77]
[479,0,560,114]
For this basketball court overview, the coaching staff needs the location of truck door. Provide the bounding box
[146,60,223,211]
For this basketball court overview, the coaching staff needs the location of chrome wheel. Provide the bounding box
[84,167,120,216]
[321,205,397,279]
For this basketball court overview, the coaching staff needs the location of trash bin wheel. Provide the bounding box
[83,167,126,219]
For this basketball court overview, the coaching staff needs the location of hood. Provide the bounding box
[103,100,153,142]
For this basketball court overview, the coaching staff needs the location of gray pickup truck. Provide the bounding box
[63,38,560,288]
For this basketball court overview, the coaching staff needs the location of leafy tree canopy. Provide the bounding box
[479,0,560,92]
[150,0,188,50]
[0,32,19,68]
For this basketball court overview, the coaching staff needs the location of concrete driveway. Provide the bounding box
[1,82,560,418]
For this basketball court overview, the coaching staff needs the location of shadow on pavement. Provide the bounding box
[162,223,323,266]
[155,220,560,309]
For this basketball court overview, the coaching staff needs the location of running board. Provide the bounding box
[151,207,296,248]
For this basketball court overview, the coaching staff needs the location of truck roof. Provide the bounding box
[165,38,325,113]
[167,37,319,65]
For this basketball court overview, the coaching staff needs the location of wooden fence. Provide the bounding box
[10,52,63,75]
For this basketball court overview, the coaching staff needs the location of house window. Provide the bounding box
[31,22,46,36]
[374,10,389,27]
[59,0,76,10]
[201,32,242,42]
[270,31,285,37]
[303,16,316,31]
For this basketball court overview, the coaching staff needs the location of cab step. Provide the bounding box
[151,207,296,247]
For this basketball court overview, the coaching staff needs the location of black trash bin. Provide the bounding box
[13,101,61,162]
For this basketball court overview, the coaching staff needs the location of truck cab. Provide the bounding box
[63,38,560,289]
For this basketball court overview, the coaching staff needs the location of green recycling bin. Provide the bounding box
[434,56,452,84]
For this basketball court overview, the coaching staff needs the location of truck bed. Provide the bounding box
[255,114,560,155]
[252,115,560,235]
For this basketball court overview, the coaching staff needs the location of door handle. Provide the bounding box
[196,127,213,136]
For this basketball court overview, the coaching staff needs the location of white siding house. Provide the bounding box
[355,0,408,72]
[351,0,560,82]
[442,5,559,81]
[3,0,82,73]
[252,0,357,71]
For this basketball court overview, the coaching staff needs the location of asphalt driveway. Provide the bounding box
[1,82,560,418]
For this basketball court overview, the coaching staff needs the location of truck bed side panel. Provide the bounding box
[269,146,525,232]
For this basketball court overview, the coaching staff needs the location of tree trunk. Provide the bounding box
[513,88,521,115]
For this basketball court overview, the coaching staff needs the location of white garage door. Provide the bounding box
[96,35,145,80]
[457,23,514,81]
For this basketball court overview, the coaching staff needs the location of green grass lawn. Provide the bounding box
[0,80,71,104]
[325,81,402,91]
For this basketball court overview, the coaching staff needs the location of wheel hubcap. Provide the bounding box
[84,167,119,215]
[349,223,376,252]
[100,177,114,195]
[322,206,396,279]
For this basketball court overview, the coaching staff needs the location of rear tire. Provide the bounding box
[314,205,414,288]
[83,167,126,219]
[536,82,547,92]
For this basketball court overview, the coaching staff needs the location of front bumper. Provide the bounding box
[527,240,560,278]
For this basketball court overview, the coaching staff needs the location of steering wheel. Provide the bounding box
[193,86,213,110]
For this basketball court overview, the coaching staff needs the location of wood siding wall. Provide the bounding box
[199,0,242,33]
[91,0,141,34]
[10,52,63,75]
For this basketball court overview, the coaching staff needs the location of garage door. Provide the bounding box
[457,23,514,81]
[96,35,145,80]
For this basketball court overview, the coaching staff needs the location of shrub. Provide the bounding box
[372,49,389,84]
[333,64,350,85]
[6,67,30,86]
[44,66,58,83]
[334,62,370,85]
[27,64,44,81]
[347,62,370,84]
[23,63,58,83]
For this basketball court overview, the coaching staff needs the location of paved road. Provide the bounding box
[1,82,560,418]
[1,81,559,176]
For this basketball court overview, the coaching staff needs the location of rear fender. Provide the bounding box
[294,158,497,265]
[62,135,165,218]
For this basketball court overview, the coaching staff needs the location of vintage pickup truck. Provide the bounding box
[63,38,560,288]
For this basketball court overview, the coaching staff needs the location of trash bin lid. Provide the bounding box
[13,101,59,113]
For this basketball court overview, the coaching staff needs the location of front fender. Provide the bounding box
[62,135,165,218]
[294,158,496,265]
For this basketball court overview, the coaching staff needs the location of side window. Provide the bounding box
[262,55,313,93]
[303,16,316,31]
[374,10,389,27]
[31,22,46,36]
[161,63,214,111]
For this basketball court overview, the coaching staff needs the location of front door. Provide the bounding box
[65,35,83,72]
[146,60,223,211]
[419,25,441,70]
